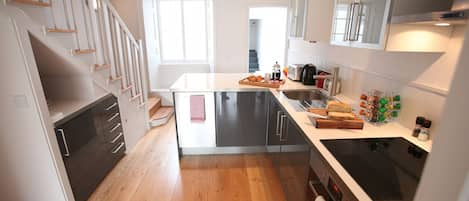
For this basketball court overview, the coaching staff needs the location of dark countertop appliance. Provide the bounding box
[301,64,317,85]
[312,137,428,201]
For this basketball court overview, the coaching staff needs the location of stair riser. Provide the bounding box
[11,3,54,29]
[46,33,76,49]
[72,53,96,66]
[149,100,161,117]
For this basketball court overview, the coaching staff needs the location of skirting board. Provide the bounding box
[180,145,309,155]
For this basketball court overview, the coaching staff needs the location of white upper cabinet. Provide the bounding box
[302,0,335,43]
[289,0,307,38]
[329,0,455,52]
[331,0,391,49]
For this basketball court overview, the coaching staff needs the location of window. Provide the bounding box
[157,0,212,63]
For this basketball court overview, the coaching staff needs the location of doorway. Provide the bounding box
[248,7,288,73]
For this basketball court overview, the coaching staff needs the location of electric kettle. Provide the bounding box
[301,64,317,85]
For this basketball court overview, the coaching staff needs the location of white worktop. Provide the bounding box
[48,92,111,126]
[170,73,317,91]
[171,73,433,201]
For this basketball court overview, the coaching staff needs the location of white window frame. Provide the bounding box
[155,0,212,64]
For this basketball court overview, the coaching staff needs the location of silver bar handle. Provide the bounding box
[57,129,71,157]
[348,2,357,41]
[344,3,354,41]
[110,123,121,133]
[349,2,362,41]
[276,111,282,136]
[111,132,123,144]
[112,142,125,154]
[354,3,363,41]
[105,102,118,111]
[279,115,288,142]
[107,112,120,122]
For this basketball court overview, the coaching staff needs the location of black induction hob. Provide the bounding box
[321,137,428,201]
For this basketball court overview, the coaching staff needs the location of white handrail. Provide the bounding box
[101,0,138,47]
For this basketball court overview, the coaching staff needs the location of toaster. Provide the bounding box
[287,64,305,81]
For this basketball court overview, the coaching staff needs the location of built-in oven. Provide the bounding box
[309,145,358,201]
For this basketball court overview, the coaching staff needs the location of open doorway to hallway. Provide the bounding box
[248,7,288,73]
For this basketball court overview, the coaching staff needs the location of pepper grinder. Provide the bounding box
[417,120,432,141]
[412,117,425,137]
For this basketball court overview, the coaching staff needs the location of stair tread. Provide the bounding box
[73,49,96,55]
[14,0,51,7]
[47,28,77,33]
[147,97,161,110]
[148,97,162,117]
[150,106,174,121]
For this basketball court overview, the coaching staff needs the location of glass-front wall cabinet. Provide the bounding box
[331,0,391,49]
[289,0,307,38]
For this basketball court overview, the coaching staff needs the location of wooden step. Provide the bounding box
[93,63,110,71]
[121,85,132,93]
[150,106,173,121]
[130,93,142,102]
[108,76,122,83]
[148,97,161,117]
[72,48,96,55]
[46,28,77,33]
[14,0,51,7]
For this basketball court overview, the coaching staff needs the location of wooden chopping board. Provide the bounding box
[308,108,364,129]
[238,78,285,88]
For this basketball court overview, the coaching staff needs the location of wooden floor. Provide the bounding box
[88,117,286,201]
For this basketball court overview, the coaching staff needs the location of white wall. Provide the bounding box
[414,24,469,201]
[110,0,144,39]
[0,16,69,201]
[287,25,467,138]
[249,19,259,50]
[249,7,288,72]
[213,0,290,73]
[153,64,211,89]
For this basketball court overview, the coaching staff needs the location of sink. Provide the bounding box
[279,90,330,111]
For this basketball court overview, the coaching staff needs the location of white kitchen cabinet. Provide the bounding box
[331,0,391,49]
[303,0,335,43]
[329,0,454,52]
[289,0,307,38]
[174,92,216,148]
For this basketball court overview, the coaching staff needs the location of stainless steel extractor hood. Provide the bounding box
[391,0,469,26]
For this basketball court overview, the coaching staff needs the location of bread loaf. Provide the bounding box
[328,112,356,120]
[326,101,352,113]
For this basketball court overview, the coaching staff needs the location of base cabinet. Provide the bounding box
[215,92,268,147]
[268,94,311,201]
[55,95,125,201]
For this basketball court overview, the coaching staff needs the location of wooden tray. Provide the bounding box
[308,108,364,129]
[238,78,285,88]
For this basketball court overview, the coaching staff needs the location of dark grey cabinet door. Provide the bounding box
[55,95,126,201]
[279,118,310,201]
[215,91,268,146]
[267,96,284,145]
[55,109,108,201]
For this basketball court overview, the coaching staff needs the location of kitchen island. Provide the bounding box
[170,73,433,201]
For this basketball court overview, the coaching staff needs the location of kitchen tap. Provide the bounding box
[313,67,340,97]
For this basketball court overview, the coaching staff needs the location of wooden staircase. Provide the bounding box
[6,0,149,148]
[148,96,173,127]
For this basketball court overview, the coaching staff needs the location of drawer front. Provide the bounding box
[103,111,122,131]
[93,95,124,143]
[109,135,126,162]
[106,121,123,142]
